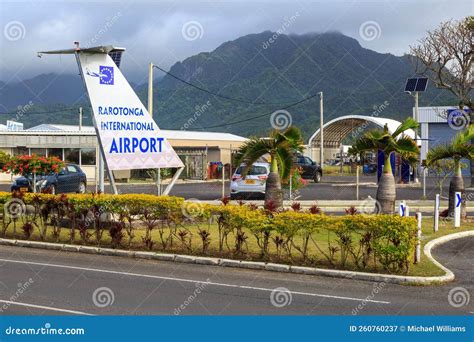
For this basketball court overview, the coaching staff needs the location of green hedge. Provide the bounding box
[0,192,418,274]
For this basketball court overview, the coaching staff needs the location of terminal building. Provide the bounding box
[0,124,246,183]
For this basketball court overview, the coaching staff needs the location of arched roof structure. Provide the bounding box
[307,115,419,148]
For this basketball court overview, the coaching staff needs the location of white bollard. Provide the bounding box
[415,212,422,263]
[222,167,225,199]
[399,201,406,217]
[454,191,461,228]
[405,205,410,217]
[434,194,439,232]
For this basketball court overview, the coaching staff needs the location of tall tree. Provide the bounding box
[349,118,419,214]
[410,17,473,185]
[235,126,304,208]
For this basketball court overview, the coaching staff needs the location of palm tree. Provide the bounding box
[349,118,419,214]
[426,126,474,218]
[234,126,304,208]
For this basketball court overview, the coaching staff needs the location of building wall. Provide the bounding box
[418,106,471,176]
[0,133,246,183]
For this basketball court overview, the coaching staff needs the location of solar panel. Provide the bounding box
[108,51,123,68]
[405,78,417,92]
[415,77,428,92]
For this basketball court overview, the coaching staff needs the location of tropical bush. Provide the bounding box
[0,192,417,274]
[2,154,64,176]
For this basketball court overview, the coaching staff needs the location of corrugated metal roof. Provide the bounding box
[308,115,420,148]
[23,124,247,142]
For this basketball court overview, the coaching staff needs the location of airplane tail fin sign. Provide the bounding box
[76,50,183,170]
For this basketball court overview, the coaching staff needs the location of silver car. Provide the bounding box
[230,162,270,199]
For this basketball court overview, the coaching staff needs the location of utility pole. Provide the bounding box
[148,62,161,196]
[319,92,324,167]
[413,91,419,183]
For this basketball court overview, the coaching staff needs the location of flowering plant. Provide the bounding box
[2,154,64,176]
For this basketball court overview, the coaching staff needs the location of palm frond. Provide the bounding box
[234,138,273,176]
[394,136,419,154]
[426,144,456,166]
[392,117,419,138]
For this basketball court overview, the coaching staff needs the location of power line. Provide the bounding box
[153,64,312,106]
[0,107,86,116]
[194,92,320,130]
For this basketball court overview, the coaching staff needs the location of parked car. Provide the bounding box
[11,164,87,194]
[230,162,270,200]
[295,155,323,183]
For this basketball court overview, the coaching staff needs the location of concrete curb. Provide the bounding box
[1,230,472,285]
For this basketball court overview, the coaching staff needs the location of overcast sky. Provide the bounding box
[0,0,471,84]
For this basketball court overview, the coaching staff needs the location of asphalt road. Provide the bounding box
[1,176,472,202]
[0,237,472,316]
[114,176,474,201]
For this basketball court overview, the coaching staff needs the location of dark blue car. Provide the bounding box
[11,164,87,194]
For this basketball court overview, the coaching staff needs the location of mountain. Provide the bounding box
[148,31,454,138]
[0,73,85,110]
[1,31,455,136]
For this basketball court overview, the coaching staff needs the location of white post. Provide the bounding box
[454,191,461,228]
[434,194,440,232]
[415,212,422,263]
[405,205,410,217]
[79,107,83,131]
[163,167,184,195]
[221,165,225,199]
[422,167,426,198]
[319,92,324,167]
[356,164,359,200]
[98,151,104,193]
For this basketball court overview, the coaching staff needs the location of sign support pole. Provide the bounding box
[74,51,118,195]
[454,191,461,228]
[162,167,184,195]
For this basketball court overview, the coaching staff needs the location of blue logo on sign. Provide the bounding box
[99,66,114,85]
[86,66,114,85]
